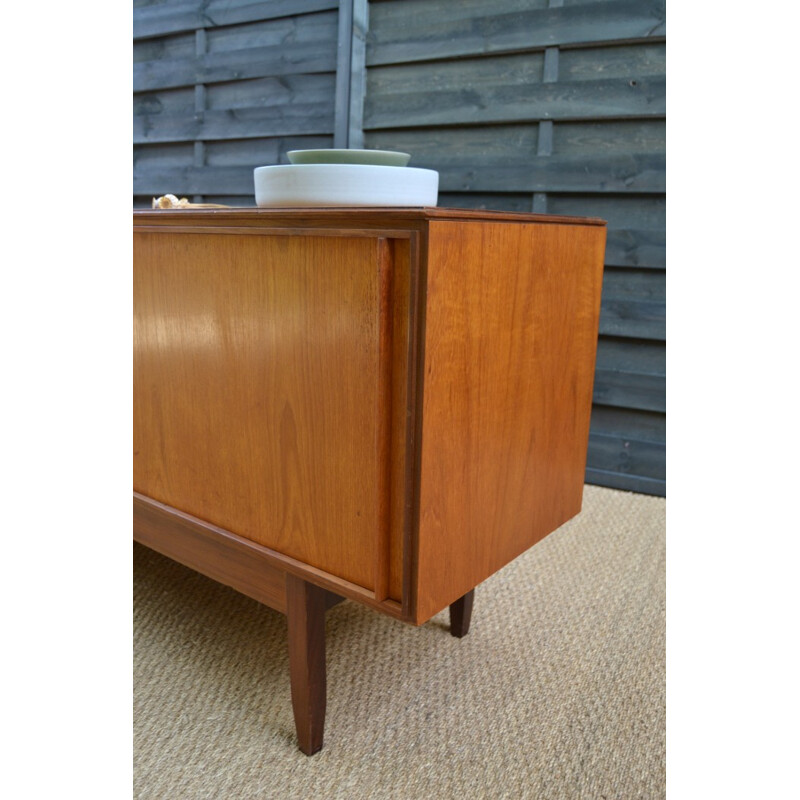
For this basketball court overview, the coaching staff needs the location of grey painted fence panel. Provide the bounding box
[592,369,664,414]
[559,41,665,82]
[599,299,665,340]
[134,165,256,195]
[604,228,665,269]
[203,135,334,166]
[587,432,665,481]
[438,192,534,212]
[548,192,665,228]
[590,404,665,442]
[134,40,338,92]
[134,31,195,63]
[598,269,665,339]
[435,153,664,193]
[362,0,666,495]
[588,404,665,494]
[555,119,665,156]
[365,73,665,128]
[596,336,664,375]
[133,142,195,171]
[134,87,194,117]
[132,0,667,494]
[204,12,338,54]
[134,0,339,40]
[204,73,336,110]
[584,465,665,495]
[366,0,665,66]
[593,338,665,413]
[133,0,340,208]
[134,102,334,144]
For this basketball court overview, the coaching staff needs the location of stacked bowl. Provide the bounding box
[253,149,439,208]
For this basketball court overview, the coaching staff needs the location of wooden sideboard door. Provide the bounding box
[133,230,411,600]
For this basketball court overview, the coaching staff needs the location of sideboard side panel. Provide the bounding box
[415,220,606,623]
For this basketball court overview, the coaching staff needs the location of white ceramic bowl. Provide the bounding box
[253,164,439,208]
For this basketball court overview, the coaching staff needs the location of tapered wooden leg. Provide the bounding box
[449,589,474,638]
[286,573,327,755]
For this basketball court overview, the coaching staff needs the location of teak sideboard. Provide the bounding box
[133,207,606,754]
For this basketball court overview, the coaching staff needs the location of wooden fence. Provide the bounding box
[133,0,345,203]
[133,0,666,496]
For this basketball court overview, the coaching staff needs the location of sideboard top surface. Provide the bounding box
[133,206,606,229]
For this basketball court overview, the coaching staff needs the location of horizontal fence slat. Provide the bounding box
[598,268,665,340]
[134,0,339,40]
[133,102,334,144]
[593,368,664,413]
[133,41,337,92]
[587,432,665,482]
[437,192,533,212]
[431,153,664,193]
[559,40,666,82]
[366,119,664,166]
[366,122,540,165]
[584,466,665,497]
[204,12,338,55]
[204,135,334,166]
[364,76,665,129]
[205,73,336,110]
[133,10,338,62]
[599,300,664,340]
[547,192,664,228]
[134,165,257,195]
[596,335,664,374]
[605,227,665,268]
[593,336,665,413]
[367,0,666,66]
[133,74,336,118]
[590,404,665,443]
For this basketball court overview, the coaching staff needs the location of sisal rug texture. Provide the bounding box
[134,485,666,799]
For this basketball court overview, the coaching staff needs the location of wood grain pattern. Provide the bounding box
[388,238,411,602]
[134,493,404,619]
[286,572,328,755]
[133,492,289,613]
[365,74,665,129]
[134,104,334,145]
[134,0,338,40]
[134,39,338,93]
[133,209,608,624]
[133,207,605,228]
[374,238,394,601]
[414,220,606,623]
[366,0,665,66]
[134,230,390,590]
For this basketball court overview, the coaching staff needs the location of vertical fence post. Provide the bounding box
[334,0,368,149]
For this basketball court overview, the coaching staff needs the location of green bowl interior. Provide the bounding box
[287,149,411,167]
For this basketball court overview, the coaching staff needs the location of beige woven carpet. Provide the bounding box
[134,485,665,799]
